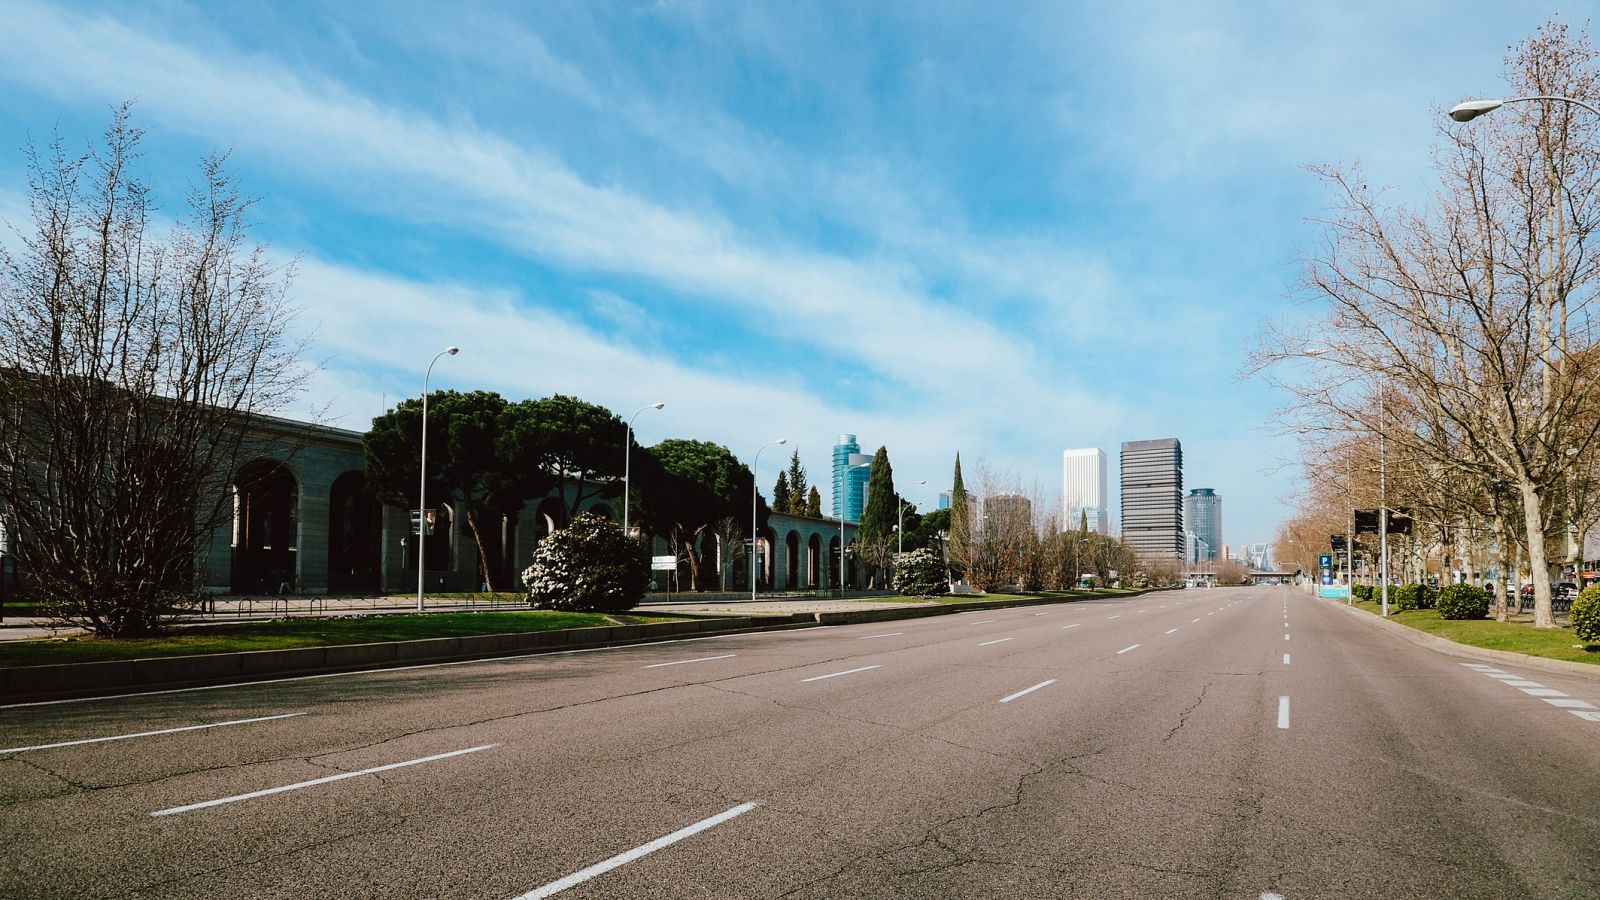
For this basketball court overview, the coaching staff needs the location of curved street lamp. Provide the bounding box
[418,346,460,612]
[1449,95,1600,122]
[621,402,665,542]
[752,438,788,601]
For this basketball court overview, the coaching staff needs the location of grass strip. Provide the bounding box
[0,610,686,668]
[1345,597,1600,665]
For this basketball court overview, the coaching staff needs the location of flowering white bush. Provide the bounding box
[893,548,949,598]
[522,513,650,612]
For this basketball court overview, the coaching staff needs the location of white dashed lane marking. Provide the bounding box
[1460,663,1600,722]
[978,638,1014,647]
[801,665,881,683]
[999,679,1058,704]
[1116,644,1141,655]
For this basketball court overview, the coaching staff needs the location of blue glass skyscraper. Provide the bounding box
[832,433,871,521]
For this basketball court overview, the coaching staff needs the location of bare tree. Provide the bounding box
[1256,23,1600,627]
[0,106,307,636]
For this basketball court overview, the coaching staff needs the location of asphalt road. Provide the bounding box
[2,585,1597,899]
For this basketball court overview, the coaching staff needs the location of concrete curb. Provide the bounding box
[1320,596,1600,679]
[0,615,816,703]
[0,589,1167,702]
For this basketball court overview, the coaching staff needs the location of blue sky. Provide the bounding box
[0,1,1579,547]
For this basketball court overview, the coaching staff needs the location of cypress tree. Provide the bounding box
[949,453,969,578]
[785,450,809,515]
[773,471,791,514]
[859,446,897,545]
[805,486,823,517]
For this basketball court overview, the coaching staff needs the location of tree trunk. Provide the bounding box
[462,505,498,592]
[1518,479,1556,628]
[1491,515,1509,622]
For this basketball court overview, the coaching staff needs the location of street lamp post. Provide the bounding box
[621,402,665,541]
[418,346,460,612]
[839,462,871,595]
[752,438,788,602]
[896,480,927,557]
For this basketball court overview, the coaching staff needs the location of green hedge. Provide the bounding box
[1393,583,1436,611]
[1352,584,1374,601]
[1437,583,1491,620]
[1572,585,1600,644]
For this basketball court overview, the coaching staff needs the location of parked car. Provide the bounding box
[1519,582,1579,600]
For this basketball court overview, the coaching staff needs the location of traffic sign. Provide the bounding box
[1319,554,1332,568]
[410,509,436,536]
[651,555,676,571]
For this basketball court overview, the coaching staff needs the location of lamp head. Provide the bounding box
[446,346,460,355]
[777,437,788,445]
[1449,99,1503,122]
[652,402,665,410]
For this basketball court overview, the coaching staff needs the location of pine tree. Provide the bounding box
[859,447,897,545]
[773,471,791,515]
[785,450,809,515]
[805,486,823,517]
[948,453,969,579]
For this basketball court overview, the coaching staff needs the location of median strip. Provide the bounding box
[512,802,757,899]
[151,744,496,816]
[800,665,881,683]
[1,712,304,754]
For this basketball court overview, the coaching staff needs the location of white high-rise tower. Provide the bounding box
[1062,448,1109,535]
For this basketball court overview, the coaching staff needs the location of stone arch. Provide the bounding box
[828,535,842,589]
[808,533,822,588]
[759,526,778,589]
[533,497,564,547]
[424,503,454,572]
[327,470,380,593]
[785,531,800,589]
[231,459,300,593]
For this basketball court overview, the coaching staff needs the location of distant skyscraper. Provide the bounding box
[1120,438,1184,560]
[938,491,951,510]
[1184,488,1222,561]
[1062,448,1109,535]
[984,494,1033,534]
[832,434,872,522]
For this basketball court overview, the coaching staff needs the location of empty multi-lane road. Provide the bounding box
[3,586,1597,899]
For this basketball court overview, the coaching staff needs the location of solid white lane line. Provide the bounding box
[800,665,881,683]
[1165,629,1178,635]
[1283,653,1291,665]
[1521,688,1568,698]
[642,654,737,669]
[1116,644,1141,655]
[1277,696,1290,729]
[150,744,496,817]
[979,638,1014,646]
[512,802,757,899]
[999,679,1058,704]
[1544,698,1598,710]
[855,632,904,640]
[1,713,305,754]
[1061,624,1081,630]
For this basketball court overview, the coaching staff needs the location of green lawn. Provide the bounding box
[861,588,1136,605]
[1346,597,1600,665]
[0,610,684,668]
